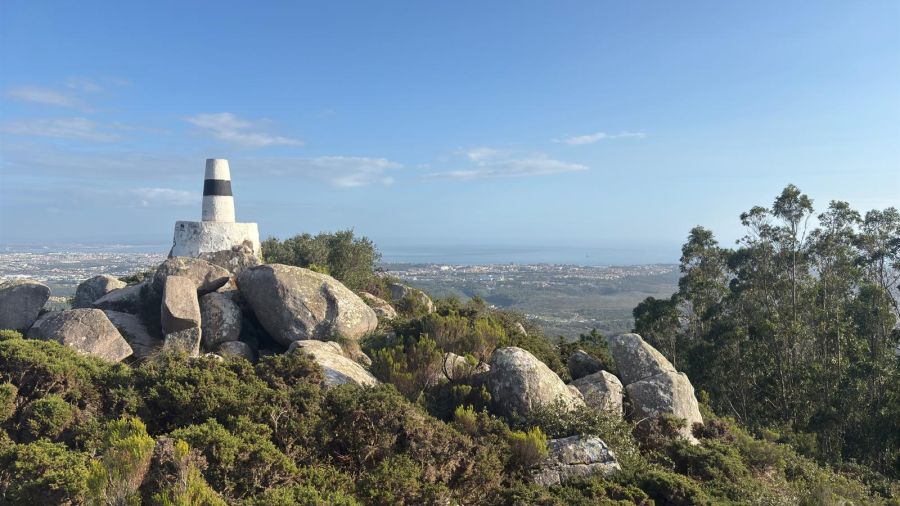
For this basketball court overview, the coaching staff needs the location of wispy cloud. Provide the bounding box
[427,149,587,180]
[256,156,400,187]
[6,86,86,109]
[130,187,199,207]
[185,112,303,148]
[553,131,646,145]
[1,117,120,142]
[65,77,103,93]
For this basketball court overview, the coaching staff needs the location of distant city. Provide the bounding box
[0,244,680,339]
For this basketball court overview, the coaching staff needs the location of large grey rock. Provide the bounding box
[606,333,676,386]
[567,349,603,380]
[359,292,397,320]
[164,327,201,358]
[103,310,162,359]
[488,347,584,418]
[571,371,624,416]
[216,340,254,361]
[387,282,435,313]
[160,276,201,335]
[0,279,51,331]
[92,282,148,314]
[531,436,620,486]
[626,371,703,441]
[236,264,378,346]
[198,244,261,275]
[152,257,230,295]
[32,309,132,362]
[199,292,242,350]
[73,275,126,309]
[26,311,60,339]
[288,340,379,387]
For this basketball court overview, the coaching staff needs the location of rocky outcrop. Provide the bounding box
[488,347,584,418]
[199,292,242,350]
[387,282,435,313]
[359,292,397,320]
[0,279,51,331]
[25,311,59,339]
[31,309,132,362]
[606,333,702,441]
[571,371,624,415]
[606,333,676,386]
[531,436,620,486]
[288,340,379,387]
[160,276,201,334]
[626,371,703,441]
[216,340,254,361]
[163,327,201,357]
[236,264,378,346]
[198,244,260,275]
[73,275,126,309]
[152,257,230,295]
[92,282,148,314]
[567,350,603,380]
[103,310,162,359]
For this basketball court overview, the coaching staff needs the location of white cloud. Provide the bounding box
[129,187,199,207]
[554,131,646,145]
[65,77,103,93]
[426,150,587,180]
[1,117,120,142]
[6,86,86,109]
[465,147,505,162]
[255,156,400,187]
[185,112,303,148]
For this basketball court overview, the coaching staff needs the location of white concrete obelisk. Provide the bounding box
[170,159,261,258]
[202,159,236,222]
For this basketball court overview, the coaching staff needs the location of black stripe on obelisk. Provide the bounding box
[203,179,233,196]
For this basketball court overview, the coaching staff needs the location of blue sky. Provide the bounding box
[1,1,898,262]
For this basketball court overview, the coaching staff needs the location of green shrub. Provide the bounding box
[143,438,225,506]
[23,394,75,440]
[370,336,441,401]
[261,230,381,291]
[0,329,22,341]
[453,405,479,435]
[633,413,686,455]
[358,455,446,505]
[507,427,548,470]
[169,418,297,500]
[0,382,17,423]
[526,402,642,469]
[0,337,114,406]
[636,466,712,506]
[0,440,90,505]
[132,352,271,433]
[86,417,156,505]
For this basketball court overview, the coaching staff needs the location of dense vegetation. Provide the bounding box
[0,325,892,505]
[634,185,900,481]
[261,230,383,293]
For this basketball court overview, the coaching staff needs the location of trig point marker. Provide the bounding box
[170,159,261,258]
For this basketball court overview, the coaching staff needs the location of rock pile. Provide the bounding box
[606,333,703,441]
[1,249,382,371]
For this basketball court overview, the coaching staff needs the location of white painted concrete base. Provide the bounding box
[171,221,261,258]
